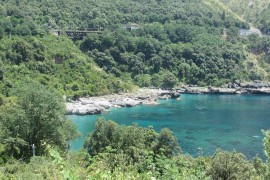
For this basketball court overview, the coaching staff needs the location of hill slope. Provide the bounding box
[220,0,270,34]
[0,35,134,98]
[0,0,269,94]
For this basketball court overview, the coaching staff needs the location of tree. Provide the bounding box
[178,63,191,82]
[13,24,32,36]
[84,118,118,155]
[161,71,178,88]
[80,34,101,52]
[263,130,270,179]
[263,130,270,160]
[154,128,181,158]
[134,74,152,87]
[0,5,7,17]
[148,55,162,73]
[208,150,258,180]
[0,83,79,158]
[0,69,3,80]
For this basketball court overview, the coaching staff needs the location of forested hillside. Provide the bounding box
[219,0,270,81]
[0,0,137,98]
[1,0,267,92]
[0,35,133,99]
[220,0,270,34]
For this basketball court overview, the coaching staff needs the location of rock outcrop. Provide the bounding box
[67,81,270,115]
[181,81,270,95]
[66,88,180,115]
[66,103,105,115]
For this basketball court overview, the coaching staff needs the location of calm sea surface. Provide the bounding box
[69,94,270,159]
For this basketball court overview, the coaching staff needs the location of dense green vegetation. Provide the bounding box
[220,0,270,34]
[81,26,248,87]
[1,0,268,92]
[0,85,270,178]
[0,83,79,160]
[74,0,251,86]
[246,35,270,78]
[0,35,134,98]
[0,0,270,178]
[219,0,270,81]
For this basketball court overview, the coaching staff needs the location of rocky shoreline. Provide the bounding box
[66,88,180,115]
[180,81,270,95]
[66,81,270,115]
[180,86,270,94]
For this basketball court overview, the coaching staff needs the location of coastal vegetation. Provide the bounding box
[1,104,270,179]
[0,0,270,179]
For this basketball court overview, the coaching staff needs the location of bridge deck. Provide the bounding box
[50,29,103,38]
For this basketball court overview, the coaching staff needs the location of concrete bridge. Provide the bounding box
[50,28,103,38]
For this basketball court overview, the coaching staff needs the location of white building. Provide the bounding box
[239,28,262,36]
[123,24,140,31]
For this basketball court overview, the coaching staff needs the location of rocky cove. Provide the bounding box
[66,88,181,115]
[66,81,270,115]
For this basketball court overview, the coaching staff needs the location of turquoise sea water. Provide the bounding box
[69,94,270,159]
